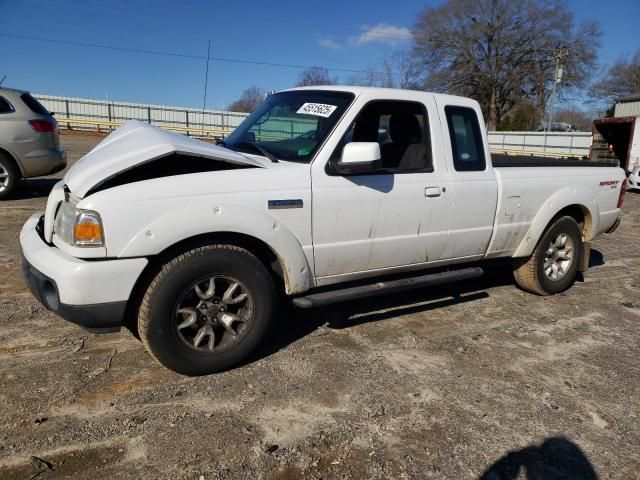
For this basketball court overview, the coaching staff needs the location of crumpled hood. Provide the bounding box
[64,120,268,198]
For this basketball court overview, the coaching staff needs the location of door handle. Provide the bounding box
[425,186,442,198]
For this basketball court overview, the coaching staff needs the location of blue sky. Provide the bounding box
[1,0,638,109]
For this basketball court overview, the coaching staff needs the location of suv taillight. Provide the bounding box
[618,178,628,208]
[29,119,56,133]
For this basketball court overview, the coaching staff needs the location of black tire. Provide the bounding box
[138,245,276,375]
[513,216,582,296]
[0,153,19,200]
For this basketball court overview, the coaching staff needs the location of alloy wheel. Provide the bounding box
[174,275,254,353]
[543,233,574,281]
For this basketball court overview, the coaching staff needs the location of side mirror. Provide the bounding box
[335,142,382,175]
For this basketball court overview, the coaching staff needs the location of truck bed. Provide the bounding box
[492,154,618,168]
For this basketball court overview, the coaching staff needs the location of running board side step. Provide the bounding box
[292,267,484,309]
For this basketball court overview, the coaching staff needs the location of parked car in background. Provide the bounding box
[536,121,576,132]
[0,87,67,199]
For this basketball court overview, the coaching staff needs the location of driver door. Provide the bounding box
[311,95,453,284]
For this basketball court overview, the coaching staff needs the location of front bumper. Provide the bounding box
[20,214,148,332]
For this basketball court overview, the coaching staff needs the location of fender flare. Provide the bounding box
[118,203,313,294]
[513,187,599,258]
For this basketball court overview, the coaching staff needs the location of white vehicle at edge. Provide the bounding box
[20,86,627,375]
[629,156,640,190]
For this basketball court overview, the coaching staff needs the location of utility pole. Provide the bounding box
[201,40,211,136]
[545,49,568,133]
[543,49,568,152]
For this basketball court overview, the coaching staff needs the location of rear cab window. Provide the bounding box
[20,93,50,115]
[445,106,486,172]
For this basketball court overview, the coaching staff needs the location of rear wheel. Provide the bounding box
[138,245,276,375]
[0,154,19,200]
[513,216,582,295]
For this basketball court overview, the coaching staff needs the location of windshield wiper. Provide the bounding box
[232,141,279,163]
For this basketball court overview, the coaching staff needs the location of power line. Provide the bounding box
[0,32,397,76]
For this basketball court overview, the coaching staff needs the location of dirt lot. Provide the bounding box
[0,132,638,479]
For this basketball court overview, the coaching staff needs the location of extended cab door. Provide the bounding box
[311,92,453,284]
[435,98,498,260]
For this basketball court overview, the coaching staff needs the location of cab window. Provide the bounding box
[445,106,486,172]
[334,100,432,172]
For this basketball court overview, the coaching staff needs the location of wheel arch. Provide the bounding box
[0,146,24,177]
[157,231,287,289]
[513,190,598,258]
[554,204,592,239]
[121,230,305,337]
[116,202,314,294]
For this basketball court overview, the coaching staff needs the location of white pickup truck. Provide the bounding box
[20,86,627,375]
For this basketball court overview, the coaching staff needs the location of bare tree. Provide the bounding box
[590,50,640,102]
[348,52,421,89]
[395,51,423,89]
[295,67,337,87]
[227,86,267,113]
[554,108,594,131]
[347,67,379,87]
[412,0,601,129]
[497,99,539,131]
[348,62,393,88]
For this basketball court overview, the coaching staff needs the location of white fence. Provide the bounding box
[35,94,593,156]
[35,94,248,135]
[488,131,592,158]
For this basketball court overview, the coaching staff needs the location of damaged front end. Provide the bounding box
[62,120,269,199]
[41,121,270,246]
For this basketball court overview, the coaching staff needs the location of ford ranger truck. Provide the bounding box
[20,87,627,375]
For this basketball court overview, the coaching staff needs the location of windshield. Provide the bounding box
[224,90,355,162]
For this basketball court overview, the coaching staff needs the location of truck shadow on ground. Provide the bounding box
[13,178,59,200]
[247,250,606,366]
[247,262,509,365]
[479,436,598,479]
[588,248,605,268]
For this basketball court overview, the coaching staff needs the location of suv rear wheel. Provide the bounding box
[0,153,19,200]
[137,245,276,375]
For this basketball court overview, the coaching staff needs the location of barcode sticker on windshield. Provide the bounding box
[297,103,337,118]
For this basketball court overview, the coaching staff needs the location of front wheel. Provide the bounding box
[138,245,276,375]
[513,216,582,296]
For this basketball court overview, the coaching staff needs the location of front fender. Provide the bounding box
[118,203,313,294]
[513,187,599,258]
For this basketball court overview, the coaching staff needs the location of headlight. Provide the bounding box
[54,201,105,247]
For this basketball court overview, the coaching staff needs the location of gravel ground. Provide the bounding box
[0,133,638,479]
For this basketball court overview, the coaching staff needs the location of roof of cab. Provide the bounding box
[283,84,476,104]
